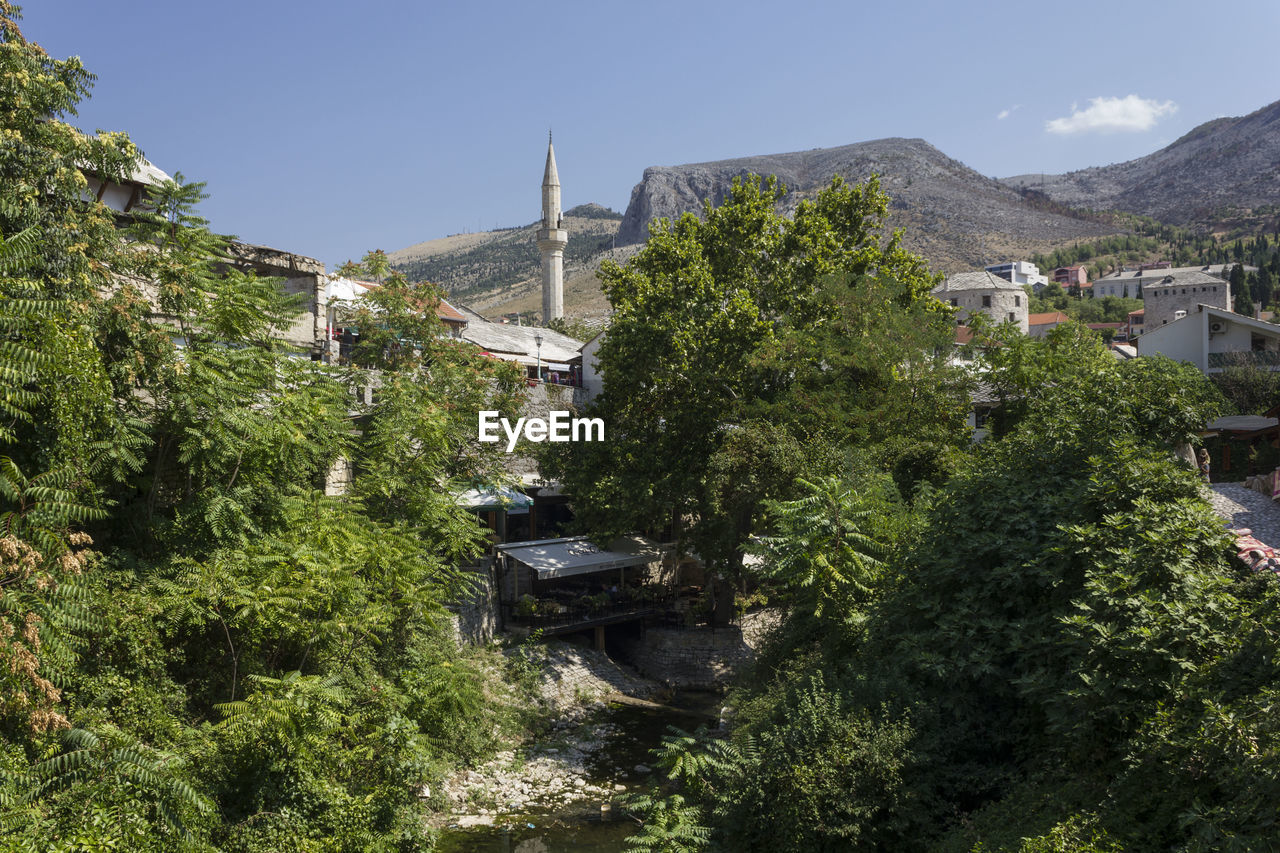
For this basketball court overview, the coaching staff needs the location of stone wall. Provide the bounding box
[617,610,780,689]
[1143,276,1231,329]
[448,565,499,646]
[618,627,747,689]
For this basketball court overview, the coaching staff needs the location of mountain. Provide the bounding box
[1002,99,1280,225]
[386,204,624,321]
[389,140,1130,320]
[615,138,1119,269]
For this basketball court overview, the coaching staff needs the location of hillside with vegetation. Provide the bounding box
[1030,216,1280,313]
[386,204,622,319]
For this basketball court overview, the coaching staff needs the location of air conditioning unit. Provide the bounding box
[1209,320,1227,334]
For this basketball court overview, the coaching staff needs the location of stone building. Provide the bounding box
[933,270,1029,334]
[1142,271,1232,329]
[1093,263,1251,299]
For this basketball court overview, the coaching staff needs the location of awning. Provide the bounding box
[496,536,656,579]
[455,487,532,514]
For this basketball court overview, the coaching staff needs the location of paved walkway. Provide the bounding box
[1207,482,1280,545]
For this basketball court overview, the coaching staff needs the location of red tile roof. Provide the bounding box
[1028,311,1071,325]
[436,298,467,323]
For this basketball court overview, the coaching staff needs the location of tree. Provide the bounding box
[543,175,966,581]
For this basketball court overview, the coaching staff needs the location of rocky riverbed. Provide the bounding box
[432,641,665,830]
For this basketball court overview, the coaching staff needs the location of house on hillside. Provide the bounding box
[934,271,1029,334]
[1137,304,1280,374]
[459,321,584,385]
[1053,266,1088,287]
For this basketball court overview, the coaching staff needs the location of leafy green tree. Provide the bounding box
[545,175,964,579]
[360,248,390,283]
[749,477,886,620]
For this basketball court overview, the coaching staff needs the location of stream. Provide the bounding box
[435,690,722,852]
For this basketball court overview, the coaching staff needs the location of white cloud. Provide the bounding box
[996,105,1020,120]
[1045,95,1177,134]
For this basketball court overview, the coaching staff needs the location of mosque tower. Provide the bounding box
[537,133,567,324]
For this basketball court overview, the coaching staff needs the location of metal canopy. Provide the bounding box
[496,536,655,579]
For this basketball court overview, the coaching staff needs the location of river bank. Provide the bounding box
[431,640,723,849]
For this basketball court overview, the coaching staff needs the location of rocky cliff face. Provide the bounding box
[615,138,1116,268]
[1002,99,1280,223]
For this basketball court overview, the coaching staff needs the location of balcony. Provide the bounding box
[1208,351,1280,369]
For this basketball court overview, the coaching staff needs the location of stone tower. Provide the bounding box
[537,134,567,324]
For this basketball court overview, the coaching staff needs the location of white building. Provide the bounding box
[1137,304,1280,374]
[934,270,1029,334]
[985,261,1049,291]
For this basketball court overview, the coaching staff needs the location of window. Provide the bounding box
[1014,295,1021,307]
[950,298,957,306]
[982,295,991,308]
[1008,312,1015,322]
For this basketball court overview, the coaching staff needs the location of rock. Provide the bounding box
[613,783,627,792]
[634,764,651,774]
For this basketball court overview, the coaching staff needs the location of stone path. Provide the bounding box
[1207,482,1280,545]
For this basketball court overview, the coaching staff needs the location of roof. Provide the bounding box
[460,322,583,365]
[1128,309,1145,319]
[1098,264,1252,282]
[130,156,171,186]
[955,325,974,345]
[1207,416,1280,433]
[437,298,467,323]
[1142,270,1226,291]
[495,536,656,579]
[933,270,1025,294]
[543,138,560,187]
[1029,311,1070,326]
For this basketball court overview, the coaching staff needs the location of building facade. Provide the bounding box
[1093,263,1249,300]
[1142,271,1232,329]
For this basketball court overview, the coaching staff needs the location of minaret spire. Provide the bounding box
[537,133,567,324]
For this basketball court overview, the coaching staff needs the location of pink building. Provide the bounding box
[1053,265,1088,287]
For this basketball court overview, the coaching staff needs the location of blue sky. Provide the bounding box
[25,1,1280,270]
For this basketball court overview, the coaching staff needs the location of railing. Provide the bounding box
[1209,351,1280,369]
[502,592,729,632]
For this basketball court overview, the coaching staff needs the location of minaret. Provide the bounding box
[537,133,567,324]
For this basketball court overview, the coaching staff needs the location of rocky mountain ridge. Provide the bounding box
[1001,98,1280,224]
[614,137,1119,270]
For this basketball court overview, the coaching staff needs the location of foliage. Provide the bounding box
[1209,351,1280,415]
[544,174,968,582]
[748,476,885,620]
[0,13,545,850]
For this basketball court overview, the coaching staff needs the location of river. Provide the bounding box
[435,691,722,852]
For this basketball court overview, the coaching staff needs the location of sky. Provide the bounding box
[24,1,1280,271]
